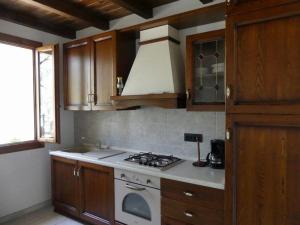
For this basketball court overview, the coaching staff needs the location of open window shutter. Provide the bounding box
[35,44,60,143]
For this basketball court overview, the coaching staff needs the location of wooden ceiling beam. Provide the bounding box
[0,5,76,39]
[108,0,153,19]
[27,0,109,30]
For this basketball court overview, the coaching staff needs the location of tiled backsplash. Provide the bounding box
[74,108,225,160]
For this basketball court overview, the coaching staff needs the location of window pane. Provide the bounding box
[38,50,55,139]
[0,43,35,145]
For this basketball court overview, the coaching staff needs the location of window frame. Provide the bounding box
[0,33,60,154]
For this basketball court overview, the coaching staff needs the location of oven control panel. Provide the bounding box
[114,168,160,189]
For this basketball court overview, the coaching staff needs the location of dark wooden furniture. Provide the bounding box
[111,93,186,109]
[225,114,300,225]
[226,0,298,15]
[63,30,135,111]
[186,29,225,111]
[225,1,300,225]
[226,1,300,115]
[161,179,224,225]
[51,156,114,225]
[0,0,179,38]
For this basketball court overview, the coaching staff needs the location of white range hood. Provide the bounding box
[121,25,184,96]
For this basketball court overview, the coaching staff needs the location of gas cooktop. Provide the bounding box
[124,152,182,171]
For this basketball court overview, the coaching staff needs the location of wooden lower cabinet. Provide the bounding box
[51,156,114,225]
[161,179,224,225]
[78,161,114,225]
[51,156,79,217]
[225,114,300,225]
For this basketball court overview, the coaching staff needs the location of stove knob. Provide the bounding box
[147,179,151,184]
[139,161,143,165]
[121,174,125,178]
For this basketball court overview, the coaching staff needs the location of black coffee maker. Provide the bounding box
[206,139,225,169]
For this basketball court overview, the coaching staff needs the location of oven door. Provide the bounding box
[115,179,161,225]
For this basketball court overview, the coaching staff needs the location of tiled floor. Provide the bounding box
[2,207,84,225]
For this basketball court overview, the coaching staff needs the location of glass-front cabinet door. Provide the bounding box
[186,29,225,111]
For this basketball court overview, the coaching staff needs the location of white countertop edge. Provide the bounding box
[49,151,225,190]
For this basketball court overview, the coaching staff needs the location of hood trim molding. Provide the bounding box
[111,93,186,109]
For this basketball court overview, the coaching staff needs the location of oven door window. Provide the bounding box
[122,193,151,221]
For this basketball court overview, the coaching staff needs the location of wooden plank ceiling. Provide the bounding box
[0,0,178,39]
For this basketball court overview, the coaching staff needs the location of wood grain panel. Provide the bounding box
[227,0,298,15]
[161,179,224,210]
[64,38,91,110]
[78,161,114,225]
[226,2,300,114]
[91,32,115,110]
[225,114,300,225]
[51,156,79,217]
[162,197,223,225]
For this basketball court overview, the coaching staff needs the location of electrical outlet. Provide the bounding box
[184,133,203,142]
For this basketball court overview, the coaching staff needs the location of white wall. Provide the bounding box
[0,19,74,218]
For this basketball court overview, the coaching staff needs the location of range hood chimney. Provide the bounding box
[111,25,185,109]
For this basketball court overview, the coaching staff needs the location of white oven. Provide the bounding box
[114,169,161,225]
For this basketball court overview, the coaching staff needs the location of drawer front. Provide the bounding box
[162,216,192,225]
[162,198,223,225]
[161,179,224,210]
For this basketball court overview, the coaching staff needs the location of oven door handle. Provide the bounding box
[125,183,146,191]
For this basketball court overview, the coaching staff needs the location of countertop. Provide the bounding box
[49,149,225,190]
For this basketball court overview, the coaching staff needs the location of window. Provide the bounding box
[0,33,60,154]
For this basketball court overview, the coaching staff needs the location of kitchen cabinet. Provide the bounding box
[78,161,114,225]
[51,156,114,225]
[63,31,135,111]
[226,0,298,15]
[64,38,91,110]
[225,114,300,225]
[186,29,225,111]
[161,179,224,225]
[226,2,300,114]
[52,156,79,217]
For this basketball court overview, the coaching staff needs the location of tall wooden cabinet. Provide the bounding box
[225,1,300,225]
[51,156,114,225]
[64,31,135,111]
[226,2,300,114]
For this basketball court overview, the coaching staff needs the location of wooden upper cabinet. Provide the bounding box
[64,38,91,110]
[78,162,114,225]
[51,156,79,217]
[63,31,135,111]
[225,114,300,225]
[226,0,298,15]
[91,32,116,110]
[226,2,300,114]
[186,29,225,111]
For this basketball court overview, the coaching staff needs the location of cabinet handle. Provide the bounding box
[184,211,193,218]
[226,129,231,141]
[186,90,190,100]
[183,191,194,197]
[77,168,81,177]
[73,168,76,176]
[226,86,231,99]
[88,94,94,103]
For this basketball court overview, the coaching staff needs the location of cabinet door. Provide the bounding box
[78,161,114,225]
[91,32,116,110]
[186,30,225,111]
[226,0,297,15]
[226,2,300,114]
[225,114,300,225]
[64,38,91,110]
[51,156,79,216]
